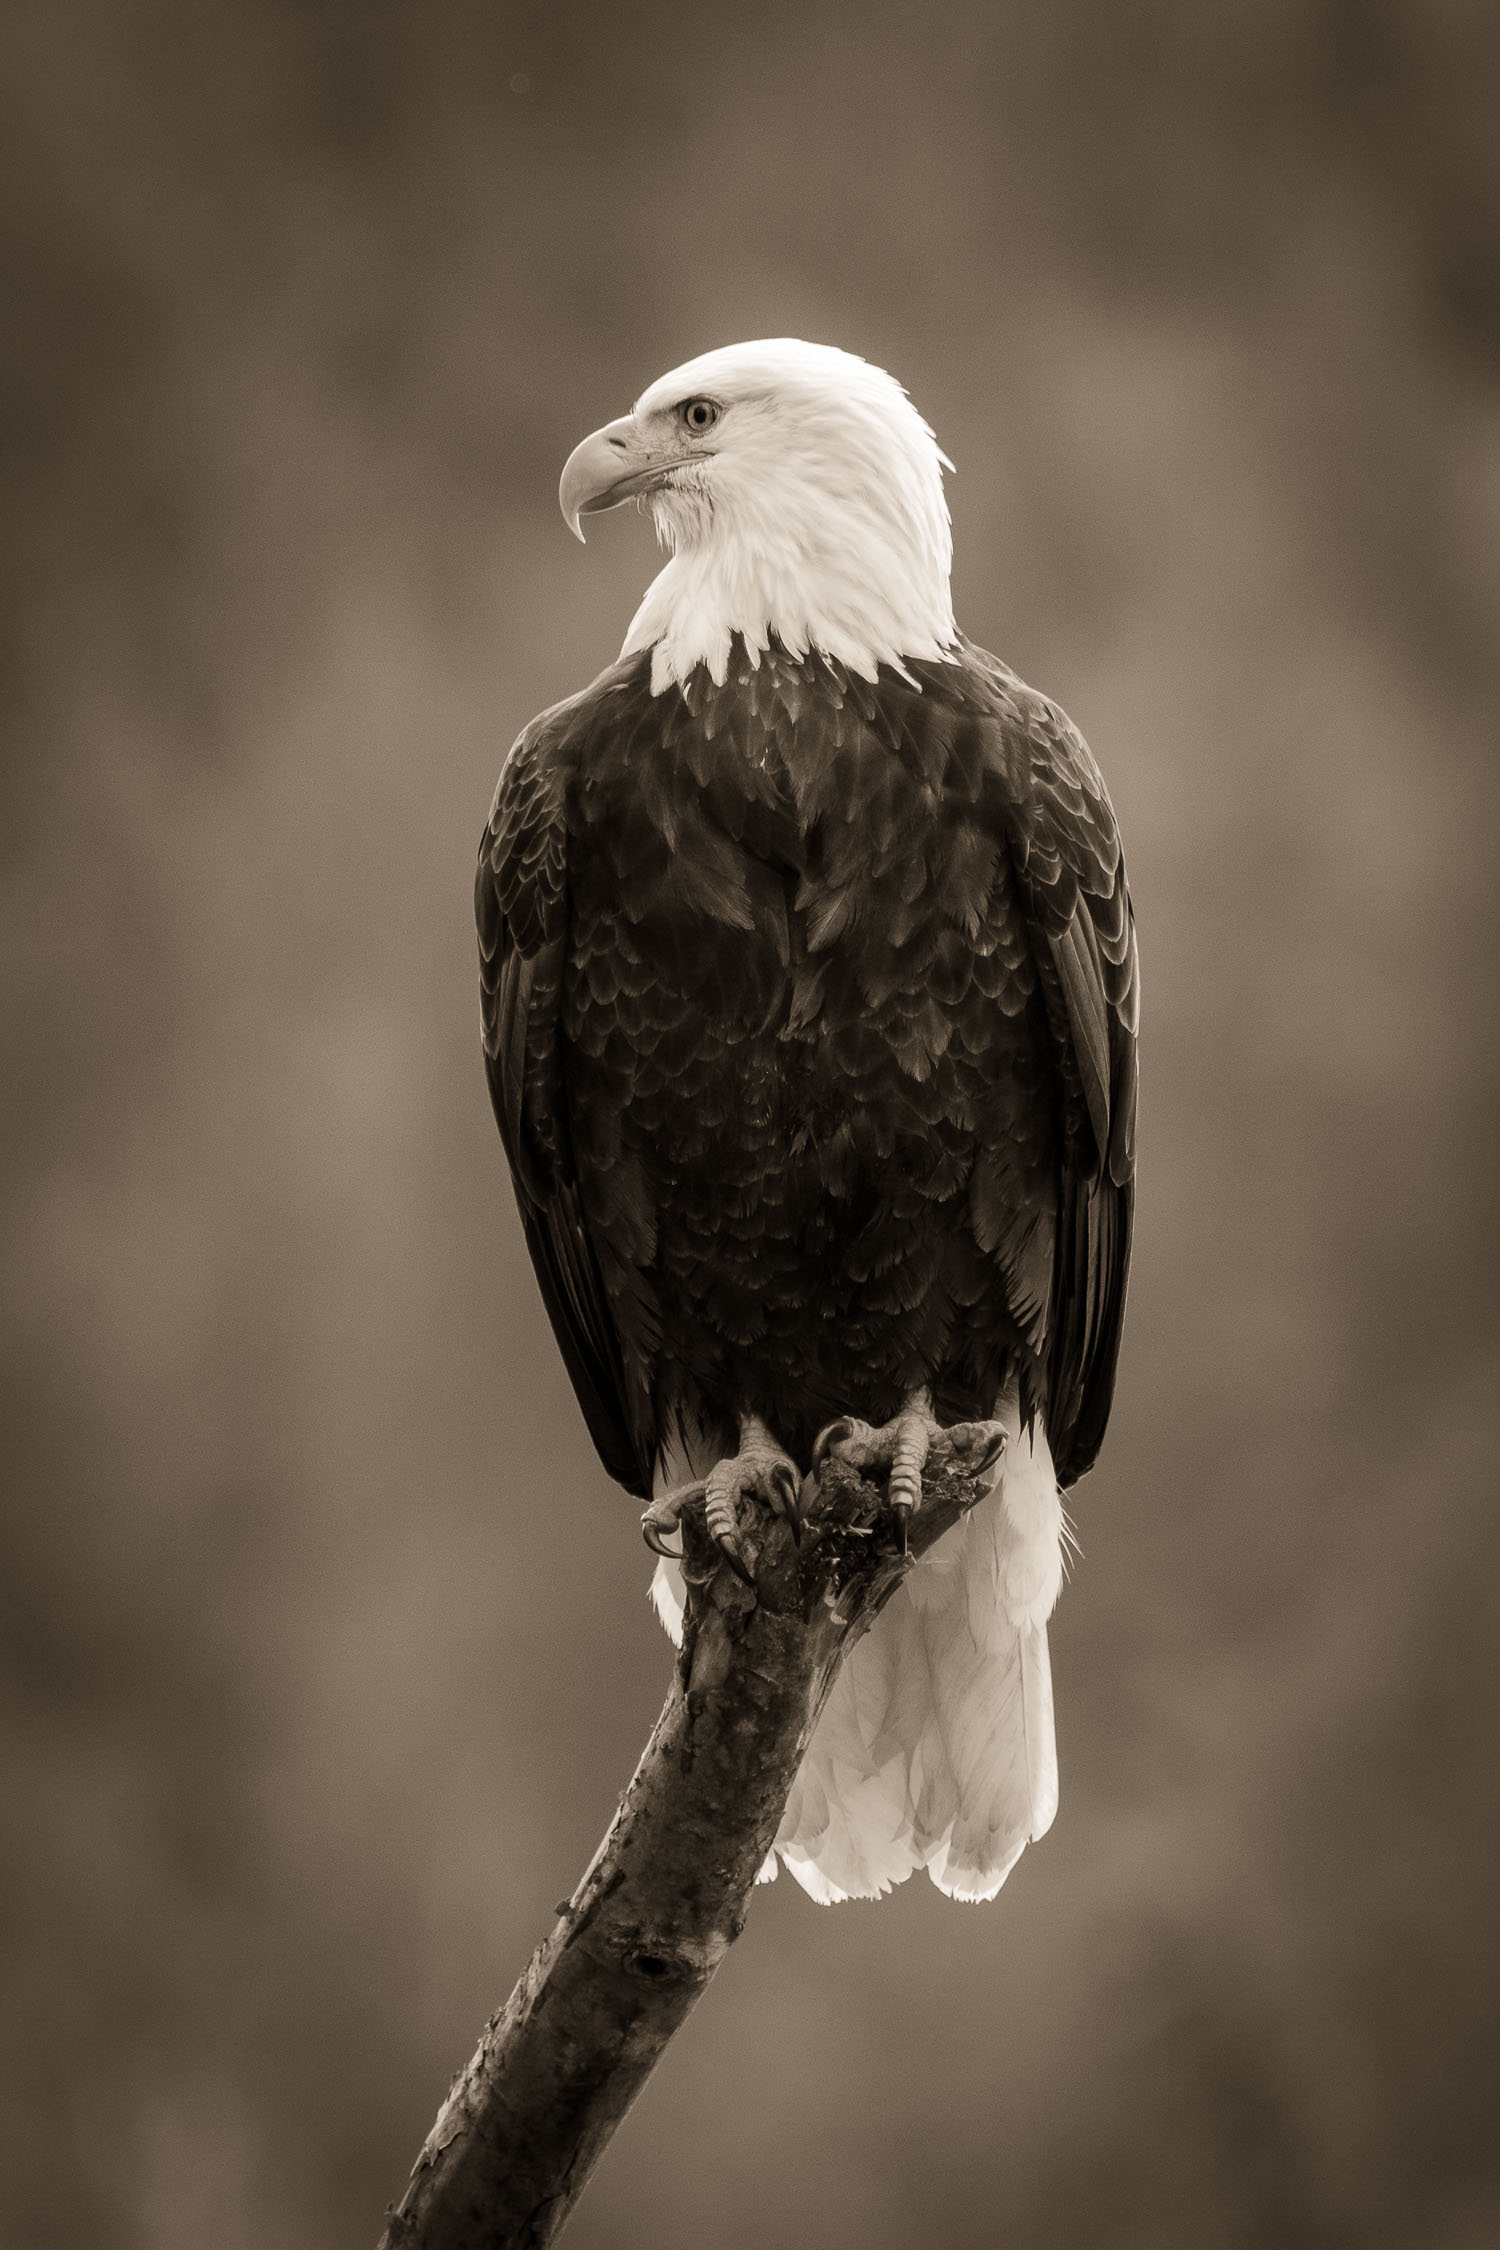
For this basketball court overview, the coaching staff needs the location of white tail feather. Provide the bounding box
[648,1400,1065,1904]
[648,1550,687,1641]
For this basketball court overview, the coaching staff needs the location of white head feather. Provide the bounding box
[615,339,957,694]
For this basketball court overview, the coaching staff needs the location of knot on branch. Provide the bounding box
[620,1932,724,1984]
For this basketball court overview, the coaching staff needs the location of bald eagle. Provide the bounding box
[479,340,1137,1903]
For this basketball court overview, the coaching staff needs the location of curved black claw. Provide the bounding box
[768,1460,803,1543]
[704,1468,760,1587]
[946,1424,1008,1484]
[640,1479,704,1560]
[891,1499,913,1556]
[812,1417,857,1473]
[968,1429,1008,1481]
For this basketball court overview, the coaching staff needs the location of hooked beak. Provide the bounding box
[558,413,701,542]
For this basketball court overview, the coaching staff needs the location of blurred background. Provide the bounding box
[3,3,1498,2245]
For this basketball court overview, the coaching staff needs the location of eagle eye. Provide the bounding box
[679,397,720,436]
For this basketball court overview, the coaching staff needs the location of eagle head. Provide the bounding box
[558,339,956,693]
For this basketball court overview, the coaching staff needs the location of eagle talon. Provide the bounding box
[813,1389,1010,1526]
[769,1462,802,1541]
[696,1417,802,1585]
[812,1418,858,1473]
[640,1479,705,1559]
[943,1421,1009,1484]
[970,1430,1008,1479]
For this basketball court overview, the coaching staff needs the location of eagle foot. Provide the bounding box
[641,1419,801,1585]
[812,1392,1007,1551]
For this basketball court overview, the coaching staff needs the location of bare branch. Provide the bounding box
[379,1451,991,2250]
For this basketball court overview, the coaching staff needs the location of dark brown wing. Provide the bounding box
[966,645,1139,1485]
[476,672,656,1497]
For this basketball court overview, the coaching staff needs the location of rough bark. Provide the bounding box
[378,1449,989,2250]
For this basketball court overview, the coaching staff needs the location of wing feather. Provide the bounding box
[478,687,654,1497]
[961,644,1139,1485]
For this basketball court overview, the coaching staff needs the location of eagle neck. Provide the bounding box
[620,511,956,696]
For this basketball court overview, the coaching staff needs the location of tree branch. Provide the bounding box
[378,1450,990,2250]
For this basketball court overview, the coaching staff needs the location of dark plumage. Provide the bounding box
[477,633,1137,1500]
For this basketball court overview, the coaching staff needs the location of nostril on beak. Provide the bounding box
[608,435,629,452]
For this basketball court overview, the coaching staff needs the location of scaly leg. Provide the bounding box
[811,1386,1007,1549]
[641,1413,801,1583]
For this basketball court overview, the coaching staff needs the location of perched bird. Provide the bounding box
[478,340,1137,1902]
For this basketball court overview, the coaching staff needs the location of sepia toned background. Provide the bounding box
[4,3,1498,2244]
